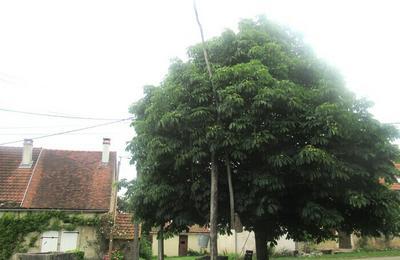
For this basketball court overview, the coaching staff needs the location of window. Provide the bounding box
[41,231,59,252]
[40,230,79,252]
[60,231,79,251]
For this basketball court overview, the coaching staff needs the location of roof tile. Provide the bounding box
[22,149,116,210]
[0,146,116,210]
[113,213,140,240]
[0,147,41,207]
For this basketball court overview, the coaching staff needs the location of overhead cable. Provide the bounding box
[0,117,133,146]
[0,107,123,120]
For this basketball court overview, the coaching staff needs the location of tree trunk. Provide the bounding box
[255,230,269,260]
[210,151,218,259]
[158,226,164,260]
[132,221,140,260]
[226,157,235,229]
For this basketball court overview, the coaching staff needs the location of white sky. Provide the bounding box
[0,0,399,181]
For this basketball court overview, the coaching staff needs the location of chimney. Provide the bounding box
[21,139,33,167]
[102,138,110,164]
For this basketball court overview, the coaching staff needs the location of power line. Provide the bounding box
[0,117,133,146]
[0,121,131,129]
[0,107,124,120]
[0,133,122,136]
[0,126,78,129]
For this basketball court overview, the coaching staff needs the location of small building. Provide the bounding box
[150,225,295,257]
[151,225,211,257]
[112,213,141,259]
[0,138,127,259]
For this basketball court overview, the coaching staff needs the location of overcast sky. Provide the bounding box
[0,0,399,181]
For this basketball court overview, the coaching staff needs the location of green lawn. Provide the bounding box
[273,249,400,259]
[151,249,400,259]
[151,257,198,260]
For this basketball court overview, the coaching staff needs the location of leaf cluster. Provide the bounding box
[127,17,400,244]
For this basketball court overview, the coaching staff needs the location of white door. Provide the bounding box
[60,231,79,252]
[41,231,59,252]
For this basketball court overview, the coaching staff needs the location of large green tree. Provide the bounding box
[128,17,400,260]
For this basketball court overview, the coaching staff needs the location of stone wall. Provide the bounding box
[353,235,400,250]
[13,252,77,260]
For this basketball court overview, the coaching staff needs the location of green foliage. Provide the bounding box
[139,237,153,260]
[187,249,203,256]
[111,250,124,260]
[0,211,99,260]
[128,16,400,256]
[68,250,85,260]
[28,234,39,247]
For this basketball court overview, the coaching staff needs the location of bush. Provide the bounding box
[69,250,84,260]
[139,237,152,260]
[188,249,203,256]
[111,250,124,260]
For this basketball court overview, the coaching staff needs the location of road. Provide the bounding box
[355,257,400,260]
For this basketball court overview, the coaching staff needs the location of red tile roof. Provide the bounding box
[0,147,41,207]
[0,146,116,210]
[150,224,209,234]
[392,183,400,190]
[113,213,140,240]
[188,225,210,233]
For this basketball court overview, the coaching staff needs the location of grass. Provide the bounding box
[151,249,400,259]
[272,249,400,259]
[151,257,197,260]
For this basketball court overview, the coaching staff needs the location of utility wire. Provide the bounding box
[0,117,133,145]
[0,107,123,120]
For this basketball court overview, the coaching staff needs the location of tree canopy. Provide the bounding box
[128,17,400,260]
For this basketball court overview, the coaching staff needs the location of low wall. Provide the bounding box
[13,252,77,260]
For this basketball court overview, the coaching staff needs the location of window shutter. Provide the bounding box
[41,231,59,252]
[60,231,79,252]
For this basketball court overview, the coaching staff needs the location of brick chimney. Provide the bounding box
[20,139,33,168]
[102,138,110,164]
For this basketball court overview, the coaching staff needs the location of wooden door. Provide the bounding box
[338,231,352,249]
[178,235,188,256]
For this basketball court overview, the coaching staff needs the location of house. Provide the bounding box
[150,225,295,257]
[111,213,142,258]
[151,225,211,257]
[0,138,135,259]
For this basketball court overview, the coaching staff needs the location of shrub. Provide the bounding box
[187,249,203,256]
[111,250,124,260]
[69,250,85,260]
[139,237,152,260]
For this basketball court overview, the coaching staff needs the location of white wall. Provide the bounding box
[152,232,295,256]
[218,231,256,254]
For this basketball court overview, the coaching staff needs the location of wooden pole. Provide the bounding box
[193,1,219,259]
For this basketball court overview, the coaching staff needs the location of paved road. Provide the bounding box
[355,257,400,260]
